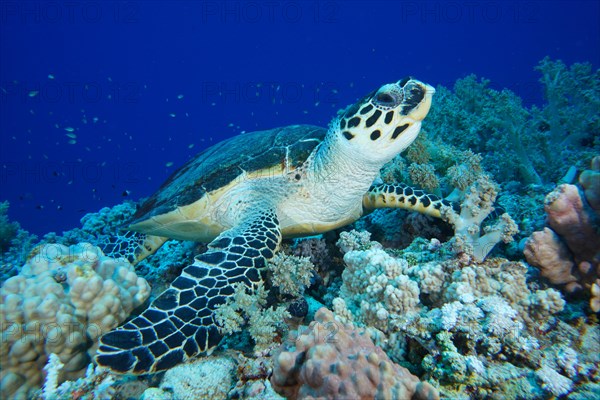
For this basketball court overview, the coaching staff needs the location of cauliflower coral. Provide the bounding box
[0,243,150,399]
[271,307,439,400]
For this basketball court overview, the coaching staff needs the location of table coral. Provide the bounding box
[270,307,439,400]
[524,181,600,311]
[0,243,150,399]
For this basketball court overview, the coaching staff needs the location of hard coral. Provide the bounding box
[141,356,236,400]
[0,243,150,399]
[441,176,519,262]
[270,307,439,400]
[524,181,600,311]
[579,155,600,212]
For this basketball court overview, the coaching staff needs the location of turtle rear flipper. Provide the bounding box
[95,208,281,374]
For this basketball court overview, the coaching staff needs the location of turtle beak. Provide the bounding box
[403,80,435,122]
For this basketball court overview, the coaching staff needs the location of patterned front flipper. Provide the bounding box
[95,209,281,374]
[362,183,452,218]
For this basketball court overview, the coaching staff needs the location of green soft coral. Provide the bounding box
[0,201,19,253]
[423,58,599,185]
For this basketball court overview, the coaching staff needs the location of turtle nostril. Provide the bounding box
[399,76,412,87]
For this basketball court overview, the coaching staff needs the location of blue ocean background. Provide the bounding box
[1,0,598,236]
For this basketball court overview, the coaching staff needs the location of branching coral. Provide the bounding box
[267,253,313,297]
[441,176,519,262]
[340,247,420,331]
[214,282,290,352]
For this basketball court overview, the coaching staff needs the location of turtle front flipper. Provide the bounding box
[363,183,453,218]
[95,208,281,374]
[100,232,168,266]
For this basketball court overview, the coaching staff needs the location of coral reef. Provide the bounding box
[215,282,290,352]
[0,243,150,399]
[267,253,314,297]
[340,247,420,331]
[270,307,439,400]
[423,59,599,185]
[0,57,597,400]
[0,202,37,282]
[39,361,117,400]
[140,356,236,400]
[524,177,600,311]
[441,176,519,262]
[579,156,600,212]
[331,232,599,398]
[0,201,19,253]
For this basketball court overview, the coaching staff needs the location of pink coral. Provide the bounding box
[270,307,439,400]
[524,181,600,311]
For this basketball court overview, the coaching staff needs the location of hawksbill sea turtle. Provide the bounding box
[96,77,449,374]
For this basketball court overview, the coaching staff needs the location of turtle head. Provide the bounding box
[335,78,435,163]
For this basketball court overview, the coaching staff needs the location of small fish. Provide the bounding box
[65,133,77,139]
[169,113,176,117]
[48,74,55,79]
[177,94,184,99]
[67,140,77,145]
[188,144,194,149]
[122,190,130,197]
[166,162,174,167]
[64,127,75,132]
[28,90,39,97]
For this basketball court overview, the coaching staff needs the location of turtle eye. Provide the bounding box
[373,91,402,108]
[376,93,394,103]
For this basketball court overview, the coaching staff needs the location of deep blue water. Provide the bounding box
[1,0,599,236]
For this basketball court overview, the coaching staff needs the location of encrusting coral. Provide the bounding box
[140,356,236,400]
[270,307,439,400]
[0,243,150,399]
[524,160,600,311]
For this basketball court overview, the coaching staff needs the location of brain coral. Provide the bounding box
[0,243,150,399]
[271,307,439,400]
